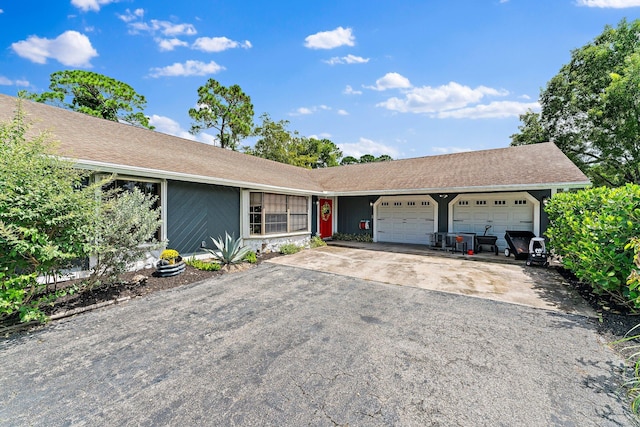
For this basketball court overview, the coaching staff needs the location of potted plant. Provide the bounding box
[156,249,185,277]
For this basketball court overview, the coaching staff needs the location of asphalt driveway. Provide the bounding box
[0,262,635,426]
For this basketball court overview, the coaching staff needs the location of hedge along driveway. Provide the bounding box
[0,263,634,426]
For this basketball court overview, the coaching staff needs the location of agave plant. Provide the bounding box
[203,232,251,265]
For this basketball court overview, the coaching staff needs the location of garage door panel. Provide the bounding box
[452,194,534,250]
[376,197,436,244]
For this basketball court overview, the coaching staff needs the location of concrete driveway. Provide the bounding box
[0,261,634,426]
[269,245,596,316]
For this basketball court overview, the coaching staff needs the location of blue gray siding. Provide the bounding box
[337,196,377,235]
[166,181,240,255]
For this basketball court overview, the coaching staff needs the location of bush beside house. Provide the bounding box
[545,184,640,310]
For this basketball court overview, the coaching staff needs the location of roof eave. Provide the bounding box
[71,159,322,196]
[322,181,592,197]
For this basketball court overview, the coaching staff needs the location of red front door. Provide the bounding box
[319,198,333,238]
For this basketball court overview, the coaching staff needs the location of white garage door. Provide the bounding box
[376,196,436,245]
[451,193,534,250]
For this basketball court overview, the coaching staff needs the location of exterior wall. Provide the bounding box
[527,189,552,238]
[243,234,310,254]
[166,180,240,256]
[336,196,377,235]
[311,196,319,236]
[431,193,458,232]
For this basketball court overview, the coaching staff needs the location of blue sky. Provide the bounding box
[1,0,639,159]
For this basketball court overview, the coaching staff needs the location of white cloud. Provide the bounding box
[118,8,144,23]
[290,105,331,116]
[337,109,349,116]
[0,8,5,13]
[126,19,197,36]
[324,54,369,65]
[149,60,225,77]
[156,38,188,51]
[576,0,640,7]
[71,0,118,12]
[366,72,412,91]
[295,107,313,115]
[11,31,98,67]
[436,101,540,119]
[192,36,252,52]
[304,26,355,49]
[149,114,216,145]
[0,76,30,87]
[344,85,362,95]
[377,81,508,113]
[339,137,399,158]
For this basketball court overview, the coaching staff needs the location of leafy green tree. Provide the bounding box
[245,113,301,164]
[340,156,358,165]
[189,79,254,150]
[300,137,342,168]
[375,154,393,162]
[511,19,640,186]
[245,114,342,168]
[19,70,153,129]
[359,154,376,163]
[340,154,393,165]
[510,110,549,146]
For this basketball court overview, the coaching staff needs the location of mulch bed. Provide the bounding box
[556,267,640,341]
[1,252,283,335]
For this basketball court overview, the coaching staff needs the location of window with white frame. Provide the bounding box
[103,177,162,241]
[249,192,309,235]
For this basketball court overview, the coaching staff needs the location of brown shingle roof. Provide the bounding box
[0,95,320,193]
[0,94,589,194]
[311,142,590,194]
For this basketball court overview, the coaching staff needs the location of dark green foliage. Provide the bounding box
[19,70,153,129]
[1,105,162,322]
[545,184,640,309]
[245,113,342,168]
[0,106,99,279]
[189,79,254,150]
[331,232,373,243]
[340,154,394,165]
[511,19,640,186]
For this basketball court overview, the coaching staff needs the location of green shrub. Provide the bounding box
[86,187,164,287]
[617,239,640,414]
[331,232,373,243]
[244,251,257,264]
[203,232,251,265]
[310,236,327,248]
[545,184,640,309]
[185,258,221,271]
[279,243,301,255]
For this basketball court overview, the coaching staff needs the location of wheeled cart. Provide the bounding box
[503,230,536,260]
